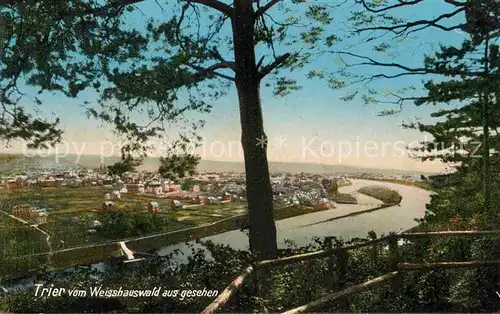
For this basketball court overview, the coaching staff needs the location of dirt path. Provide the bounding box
[0,208,29,224]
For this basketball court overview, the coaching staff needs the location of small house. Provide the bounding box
[171,200,182,209]
[189,185,200,193]
[152,186,163,195]
[127,184,145,193]
[34,212,48,225]
[89,220,102,228]
[67,179,83,188]
[6,179,22,189]
[113,181,125,190]
[40,178,57,188]
[102,201,115,210]
[148,201,160,212]
[202,184,214,192]
[207,197,221,205]
[123,175,136,184]
[169,184,181,192]
[222,193,232,201]
[12,205,31,218]
[195,196,205,205]
[111,190,121,200]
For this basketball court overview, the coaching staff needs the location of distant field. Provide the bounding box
[0,185,248,253]
[0,154,23,164]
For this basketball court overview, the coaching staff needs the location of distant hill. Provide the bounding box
[0,154,84,174]
[0,154,437,176]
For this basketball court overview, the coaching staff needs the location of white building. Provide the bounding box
[111,190,121,200]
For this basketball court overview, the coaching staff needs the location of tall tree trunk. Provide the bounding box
[482,37,491,213]
[231,0,278,259]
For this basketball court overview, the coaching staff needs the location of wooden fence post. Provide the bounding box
[336,247,349,311]
[251,262,261,298]
[372,241,378,269]
[368,232,378,269]
[388,234,401,294]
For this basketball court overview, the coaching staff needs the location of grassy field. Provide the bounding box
[0,216,48,257]
[0,183,335,280]
[0,187,247,251]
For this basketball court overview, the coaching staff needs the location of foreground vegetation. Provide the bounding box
[3,225,500,313]
[4,162,496,313]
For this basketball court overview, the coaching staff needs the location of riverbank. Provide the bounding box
[301,204,393,227]
[364,178,434,191]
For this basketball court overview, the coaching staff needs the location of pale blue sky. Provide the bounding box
[5,0,469,173]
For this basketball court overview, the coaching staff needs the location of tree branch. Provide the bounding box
[255,0,281,18]
[1,0,233,18]
[79,0,145,16]
[355,0,423,13]
[335,51,489,77]
[185,0,233,18]
[258,53,291,80]
[209,48,236,72]
[188,62,235,81]
[357,7,466,35]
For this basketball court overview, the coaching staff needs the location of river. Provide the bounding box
[156,179,433,261]
[2,179,432,290]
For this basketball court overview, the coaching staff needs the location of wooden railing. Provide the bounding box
[202,230,500,314]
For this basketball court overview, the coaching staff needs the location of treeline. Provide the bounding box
[99,212,170,239]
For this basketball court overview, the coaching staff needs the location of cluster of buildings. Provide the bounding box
[12,205,48,224]
[350,172,428,182]
[2,162,430,222]
[1,168,107,190]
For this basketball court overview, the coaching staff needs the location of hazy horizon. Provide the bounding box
[0,153,441,176]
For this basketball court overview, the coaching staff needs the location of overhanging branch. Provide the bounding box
[335,51,489,77]
[355,0,423,13]
[185,0,233,18]
[0,0,145,16]
[258,53,291,80]
[357,7,466,35]
[188,62,235,81]
[255,0,281,18]
[1,0,233,18]
[80,0,145,16]
[209,48,236,72]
